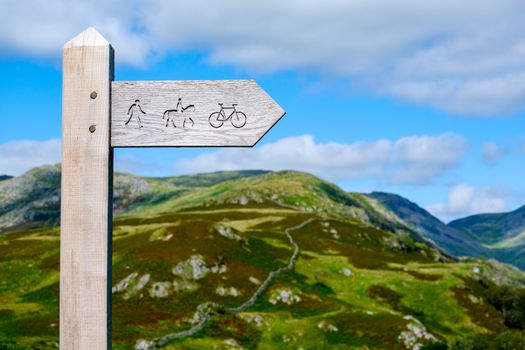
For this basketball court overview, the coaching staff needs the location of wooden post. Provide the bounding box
[60,27,114,350]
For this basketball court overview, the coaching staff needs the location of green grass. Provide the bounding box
[1,195,524,349]
[484,230,525,249]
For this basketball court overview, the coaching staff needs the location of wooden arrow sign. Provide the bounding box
[61,27,286,350]
[111,80,285,147]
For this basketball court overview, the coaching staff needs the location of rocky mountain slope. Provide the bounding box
[449,206,525,246]
[0,165,267,231]
[0,166,424,242]
[3,165,525,269]
[449,206,525,270]
[367,192,485,258]
[0,165,61,231]
[2,166,525,349]
[370,192,525,270]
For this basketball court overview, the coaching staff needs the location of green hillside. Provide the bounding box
[1,167,525,349]
[370,192,525,270]
[449,207,525,246]
[367,192,485,258]
[0,165,267,231]
[448,207,525,272]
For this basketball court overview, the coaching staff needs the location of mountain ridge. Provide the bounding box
[367,192,488,258]
[1,164,524,270]
[449,205,525,245]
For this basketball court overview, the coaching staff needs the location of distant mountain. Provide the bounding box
[0,164,61,231]
[2,165,525,271]
[449,206,525,246]
[0,165,268,231]
[449,207,525,269]
[369,192,525,270]
[0,166,419,241]
[367,192,487,258]
[0,175,12,181]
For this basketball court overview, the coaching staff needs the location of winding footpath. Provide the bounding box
[139,218,316,350]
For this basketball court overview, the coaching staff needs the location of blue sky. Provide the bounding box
[1,0,525,222]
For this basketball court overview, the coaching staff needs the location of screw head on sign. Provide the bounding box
[90,91,98,99]
[89,125,96,133]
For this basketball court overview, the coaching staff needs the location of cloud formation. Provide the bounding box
[0,139,61,176]
[427,184,510,222]
[0,133,466,182]
[174,133,467,185]
[1,0,525,115]
[482,142,506,166]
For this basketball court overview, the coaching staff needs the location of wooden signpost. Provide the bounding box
[60,28,285,350]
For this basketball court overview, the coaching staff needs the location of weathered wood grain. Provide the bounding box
[60,27,113,350]
[111,80,285,147]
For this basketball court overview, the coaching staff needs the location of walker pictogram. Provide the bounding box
[125,99,146,128]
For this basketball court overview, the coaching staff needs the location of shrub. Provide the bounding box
[453,331,525,350]
[485,284,525,329]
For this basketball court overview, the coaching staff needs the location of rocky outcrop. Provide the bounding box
[149,282,172,298]
[398,316,438,350]
[137,218,315,349]
[340,268,353,277]
[112,272,139,294]
[269,288,302,305]
[239,313,268,329]
[216,286,241,297]
[172,255,209,280]
[216,225,245,243]
[112,272,150,300]
[318,320,338,333]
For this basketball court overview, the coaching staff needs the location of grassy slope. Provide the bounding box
[486,230,525,249]
[1,171,525,349]
[131,171,421,240]
[449,207,525,270]
[4,165,524,269]
[449,206,525,246]
[369,192,525,271]
[0,166,268,232]
[367,192,485,258]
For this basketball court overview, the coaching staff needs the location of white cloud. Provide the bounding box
[1,0,525,115]
[482,142,506,166]
[388,134,468,184]
[0,133,466,184]
[427,184,509,222]
[174,133,467,185]
[0,0,148,66]
[0,139,61,176]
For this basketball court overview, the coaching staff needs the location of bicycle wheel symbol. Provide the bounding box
[209,111,224,128]
[209,104,247,128]
[231,112,247,128]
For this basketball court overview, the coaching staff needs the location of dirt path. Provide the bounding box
[138,218,316,350]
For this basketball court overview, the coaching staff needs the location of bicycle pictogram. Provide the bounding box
[208,103,247,128]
